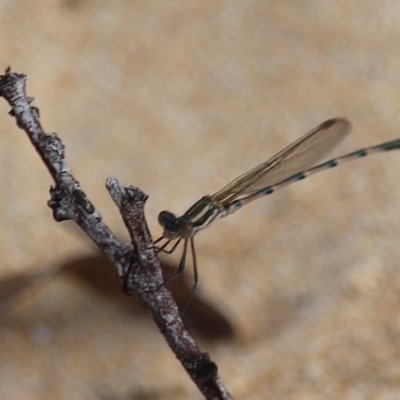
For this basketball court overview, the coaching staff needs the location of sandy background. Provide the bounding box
[1,1,400,399]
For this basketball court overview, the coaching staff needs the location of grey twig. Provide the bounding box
[0,68,232,400]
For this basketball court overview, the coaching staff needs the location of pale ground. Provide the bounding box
[1,1,400,399]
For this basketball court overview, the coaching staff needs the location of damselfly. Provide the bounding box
[154,118,400,293]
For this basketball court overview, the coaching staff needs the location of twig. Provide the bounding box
[0,68,232,400]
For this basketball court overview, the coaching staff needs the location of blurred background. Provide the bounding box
[1,1,400,399]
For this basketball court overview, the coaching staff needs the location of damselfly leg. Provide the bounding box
[154,235,198,313]
[153,236,182,254]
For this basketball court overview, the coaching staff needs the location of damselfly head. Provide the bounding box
[158,210,179,239]
[158,211,195,240]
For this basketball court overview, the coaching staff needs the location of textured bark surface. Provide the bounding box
[1,2,400,399]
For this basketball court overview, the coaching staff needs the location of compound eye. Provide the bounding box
[158,210,180,231]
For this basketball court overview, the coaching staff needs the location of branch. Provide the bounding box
[0,68,232,400]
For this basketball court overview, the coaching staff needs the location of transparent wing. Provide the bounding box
[211,118,352,204]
